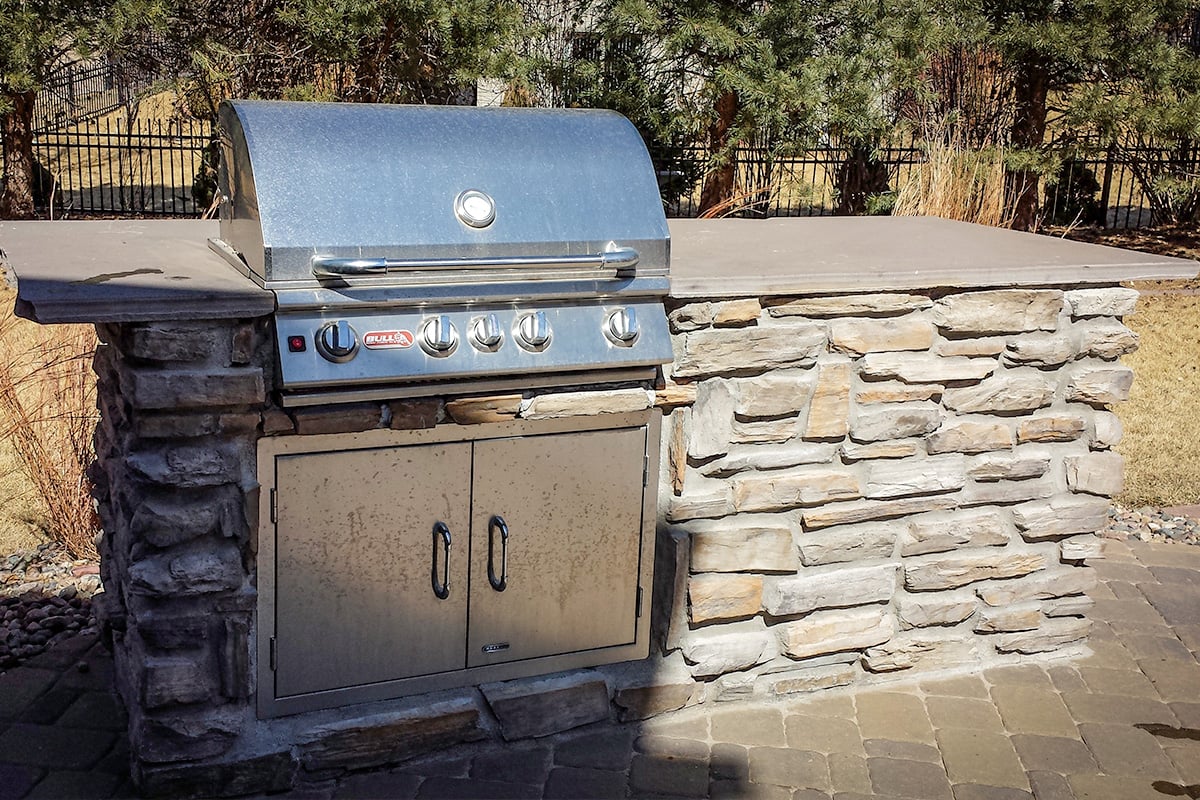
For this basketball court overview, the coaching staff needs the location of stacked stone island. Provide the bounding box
[4,216,1195,796]
[658,285,1135,697]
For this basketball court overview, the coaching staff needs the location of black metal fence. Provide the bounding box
[32,118,215,217]
[1043,136,1200,228]
[663,137,928,218]
[662,134,1199,228]
[18,116,1199,227]
[33,60,157,132]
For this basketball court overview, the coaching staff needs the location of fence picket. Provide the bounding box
[11,119,1198,226]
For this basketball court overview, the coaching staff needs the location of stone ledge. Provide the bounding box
[668,217,1197,298]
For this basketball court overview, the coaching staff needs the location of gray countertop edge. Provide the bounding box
[12,293,276,325]
[668,262,1195,299]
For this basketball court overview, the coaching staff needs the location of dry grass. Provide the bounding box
[892,139,1009,227]
[0,296,99,559]
[0,439,52,553]
[1117,291,1200,507]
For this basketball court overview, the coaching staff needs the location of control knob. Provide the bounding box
[421,315,459,356]
[605,307,640,345]
[472,313,503,350]
[315,320,359,362]
[516,311,551,350]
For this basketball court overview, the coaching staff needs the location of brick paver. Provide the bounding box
[866,756,954,800]
[854,692,936,744]
[950,784,1034,800]
[747,746,828,791]
[924,695,1007,732]
[934,728,1027,789]
[827,751,872,794]
[628,752,709,797]
[542,766,625,799]
[990,686,1079,736]
[6,538,1200,799]
[919,674,991,699]
[1025,770,1075,800]
[332,770,422,799]
[1061,690,1179,726]
[863,738,943,763]
[0,723,116,770]
[0,668,58,721]
[24,770,123,800]
[709,705,787,746]
[1010,733,1098,773]
[1136,655,1200,701]
[1078,722,1183,779]
[784,713,865,754]
[1163,742,1200,785]
[1066,772,1172,799]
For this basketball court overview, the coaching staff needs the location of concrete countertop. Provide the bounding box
[0,219,274,324]
[2,217,1195,325]
[668,217,1198,297]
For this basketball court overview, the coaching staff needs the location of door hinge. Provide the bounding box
[269,488,277,523]
[636,586,644,618]
[642,454,649,487]
[269,636,277,671]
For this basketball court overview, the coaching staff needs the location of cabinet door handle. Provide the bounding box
[431,522,451,600]
[487,515,509,592]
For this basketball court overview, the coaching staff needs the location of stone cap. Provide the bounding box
[669,217,1198,298]
[2,219,274,324]
[5,218,1196,323]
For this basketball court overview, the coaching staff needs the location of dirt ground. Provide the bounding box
[1046,224,1200,507]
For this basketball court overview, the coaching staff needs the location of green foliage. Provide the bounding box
[864,190,897,215]
[937,0,1200,225]
[153,0,526,118]
[550,0,943,212]
[1,0,168,218]
[0,0,166,113]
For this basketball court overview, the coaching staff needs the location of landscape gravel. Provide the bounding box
[1,541,101,670]
[0,502,1197,673]
[1102,505,1200,545]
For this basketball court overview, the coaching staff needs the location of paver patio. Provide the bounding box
[1,536,1199,799]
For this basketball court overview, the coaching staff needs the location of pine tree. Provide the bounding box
[0,0,166,219]
[152,0,525,119]
[944,0,1200,228]
[588,0,936,216]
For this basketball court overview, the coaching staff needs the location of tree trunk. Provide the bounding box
[836,144,891,215]
[697,90,740,217]
[0,91,38,220]
[1005,61,1049,231]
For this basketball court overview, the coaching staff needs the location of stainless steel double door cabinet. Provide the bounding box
[256,413,658,717]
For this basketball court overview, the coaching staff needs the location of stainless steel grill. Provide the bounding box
[210,100,673,405]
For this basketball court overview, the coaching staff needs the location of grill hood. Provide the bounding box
[215,100,670,287]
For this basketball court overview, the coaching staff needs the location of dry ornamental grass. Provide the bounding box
[0,304,99,559]
[891,139,1009,227]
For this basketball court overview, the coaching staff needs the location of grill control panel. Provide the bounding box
[274,300,672,391]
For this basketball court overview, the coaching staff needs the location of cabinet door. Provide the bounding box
[468,427,647,667]
[273,442,471,698]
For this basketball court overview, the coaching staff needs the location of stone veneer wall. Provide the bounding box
[657,286,1137,698]
[88,316,676,796]
[86,283,1138,796]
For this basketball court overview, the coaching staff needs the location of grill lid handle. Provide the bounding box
[311,246,640,280]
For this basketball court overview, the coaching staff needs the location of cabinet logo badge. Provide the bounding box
[363,330,415,349]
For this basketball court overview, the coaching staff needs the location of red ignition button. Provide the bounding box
[287,335,307,353]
